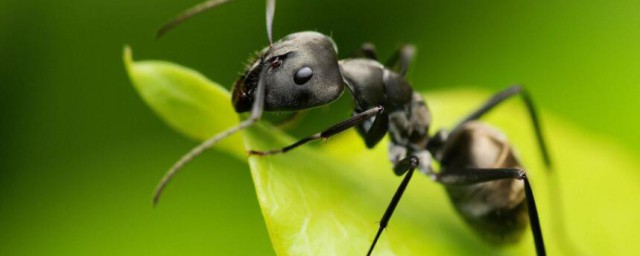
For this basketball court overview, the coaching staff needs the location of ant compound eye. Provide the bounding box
[294,66,313,85]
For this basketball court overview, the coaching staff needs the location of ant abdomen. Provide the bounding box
[440,121,529,243]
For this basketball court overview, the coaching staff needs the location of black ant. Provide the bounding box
[152,0,551,255]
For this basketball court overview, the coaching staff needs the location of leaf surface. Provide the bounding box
[125,47,640,255]
[123,46,244,157]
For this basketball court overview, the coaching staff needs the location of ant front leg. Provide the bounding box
[248,105,384,156]
[437,168,546,256]
[450,85,552,168]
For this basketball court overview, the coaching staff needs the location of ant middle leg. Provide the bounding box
[367,155,419,256]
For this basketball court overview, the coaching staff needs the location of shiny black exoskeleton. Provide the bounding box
[152,1,552,255]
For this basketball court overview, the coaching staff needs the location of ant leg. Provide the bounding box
[450,85,551,168]
[248,105,384,156]
[152,68,269,206]
[351,43,379,60]
[437,168,546,256]
[385,44,416,77]
[356,110,389,148]
[367,156,419,256]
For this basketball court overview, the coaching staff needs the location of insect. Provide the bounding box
[152,0,551,255]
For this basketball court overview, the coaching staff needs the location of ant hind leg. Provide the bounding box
[450,85,552,168]
[436,167,546,256]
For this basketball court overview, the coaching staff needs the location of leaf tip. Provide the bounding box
[123,45,133,72]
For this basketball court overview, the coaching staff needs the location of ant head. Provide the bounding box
[231,31,344,112]
[157,0,344,112]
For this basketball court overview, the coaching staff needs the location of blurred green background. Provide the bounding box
[2,0,639,255]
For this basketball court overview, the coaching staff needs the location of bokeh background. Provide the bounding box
[2,0,639,255]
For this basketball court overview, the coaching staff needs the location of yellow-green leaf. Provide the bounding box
[123,46,244,157]
[247,90,640,255]
[124,48,640,255]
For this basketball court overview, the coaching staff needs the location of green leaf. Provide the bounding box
[124,48,640,255]
[247,92,640,256]
[123,46,244,157]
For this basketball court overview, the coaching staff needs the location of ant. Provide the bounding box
[152,0,551,255]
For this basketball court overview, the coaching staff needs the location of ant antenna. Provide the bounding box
[266,0,275,45]
[156,0,236,38]
[153,67,268,206]
[152,0,277,206]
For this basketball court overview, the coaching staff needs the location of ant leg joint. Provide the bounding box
[517,169,527,180]
[409,155,419,168]
[393,155,419,176]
